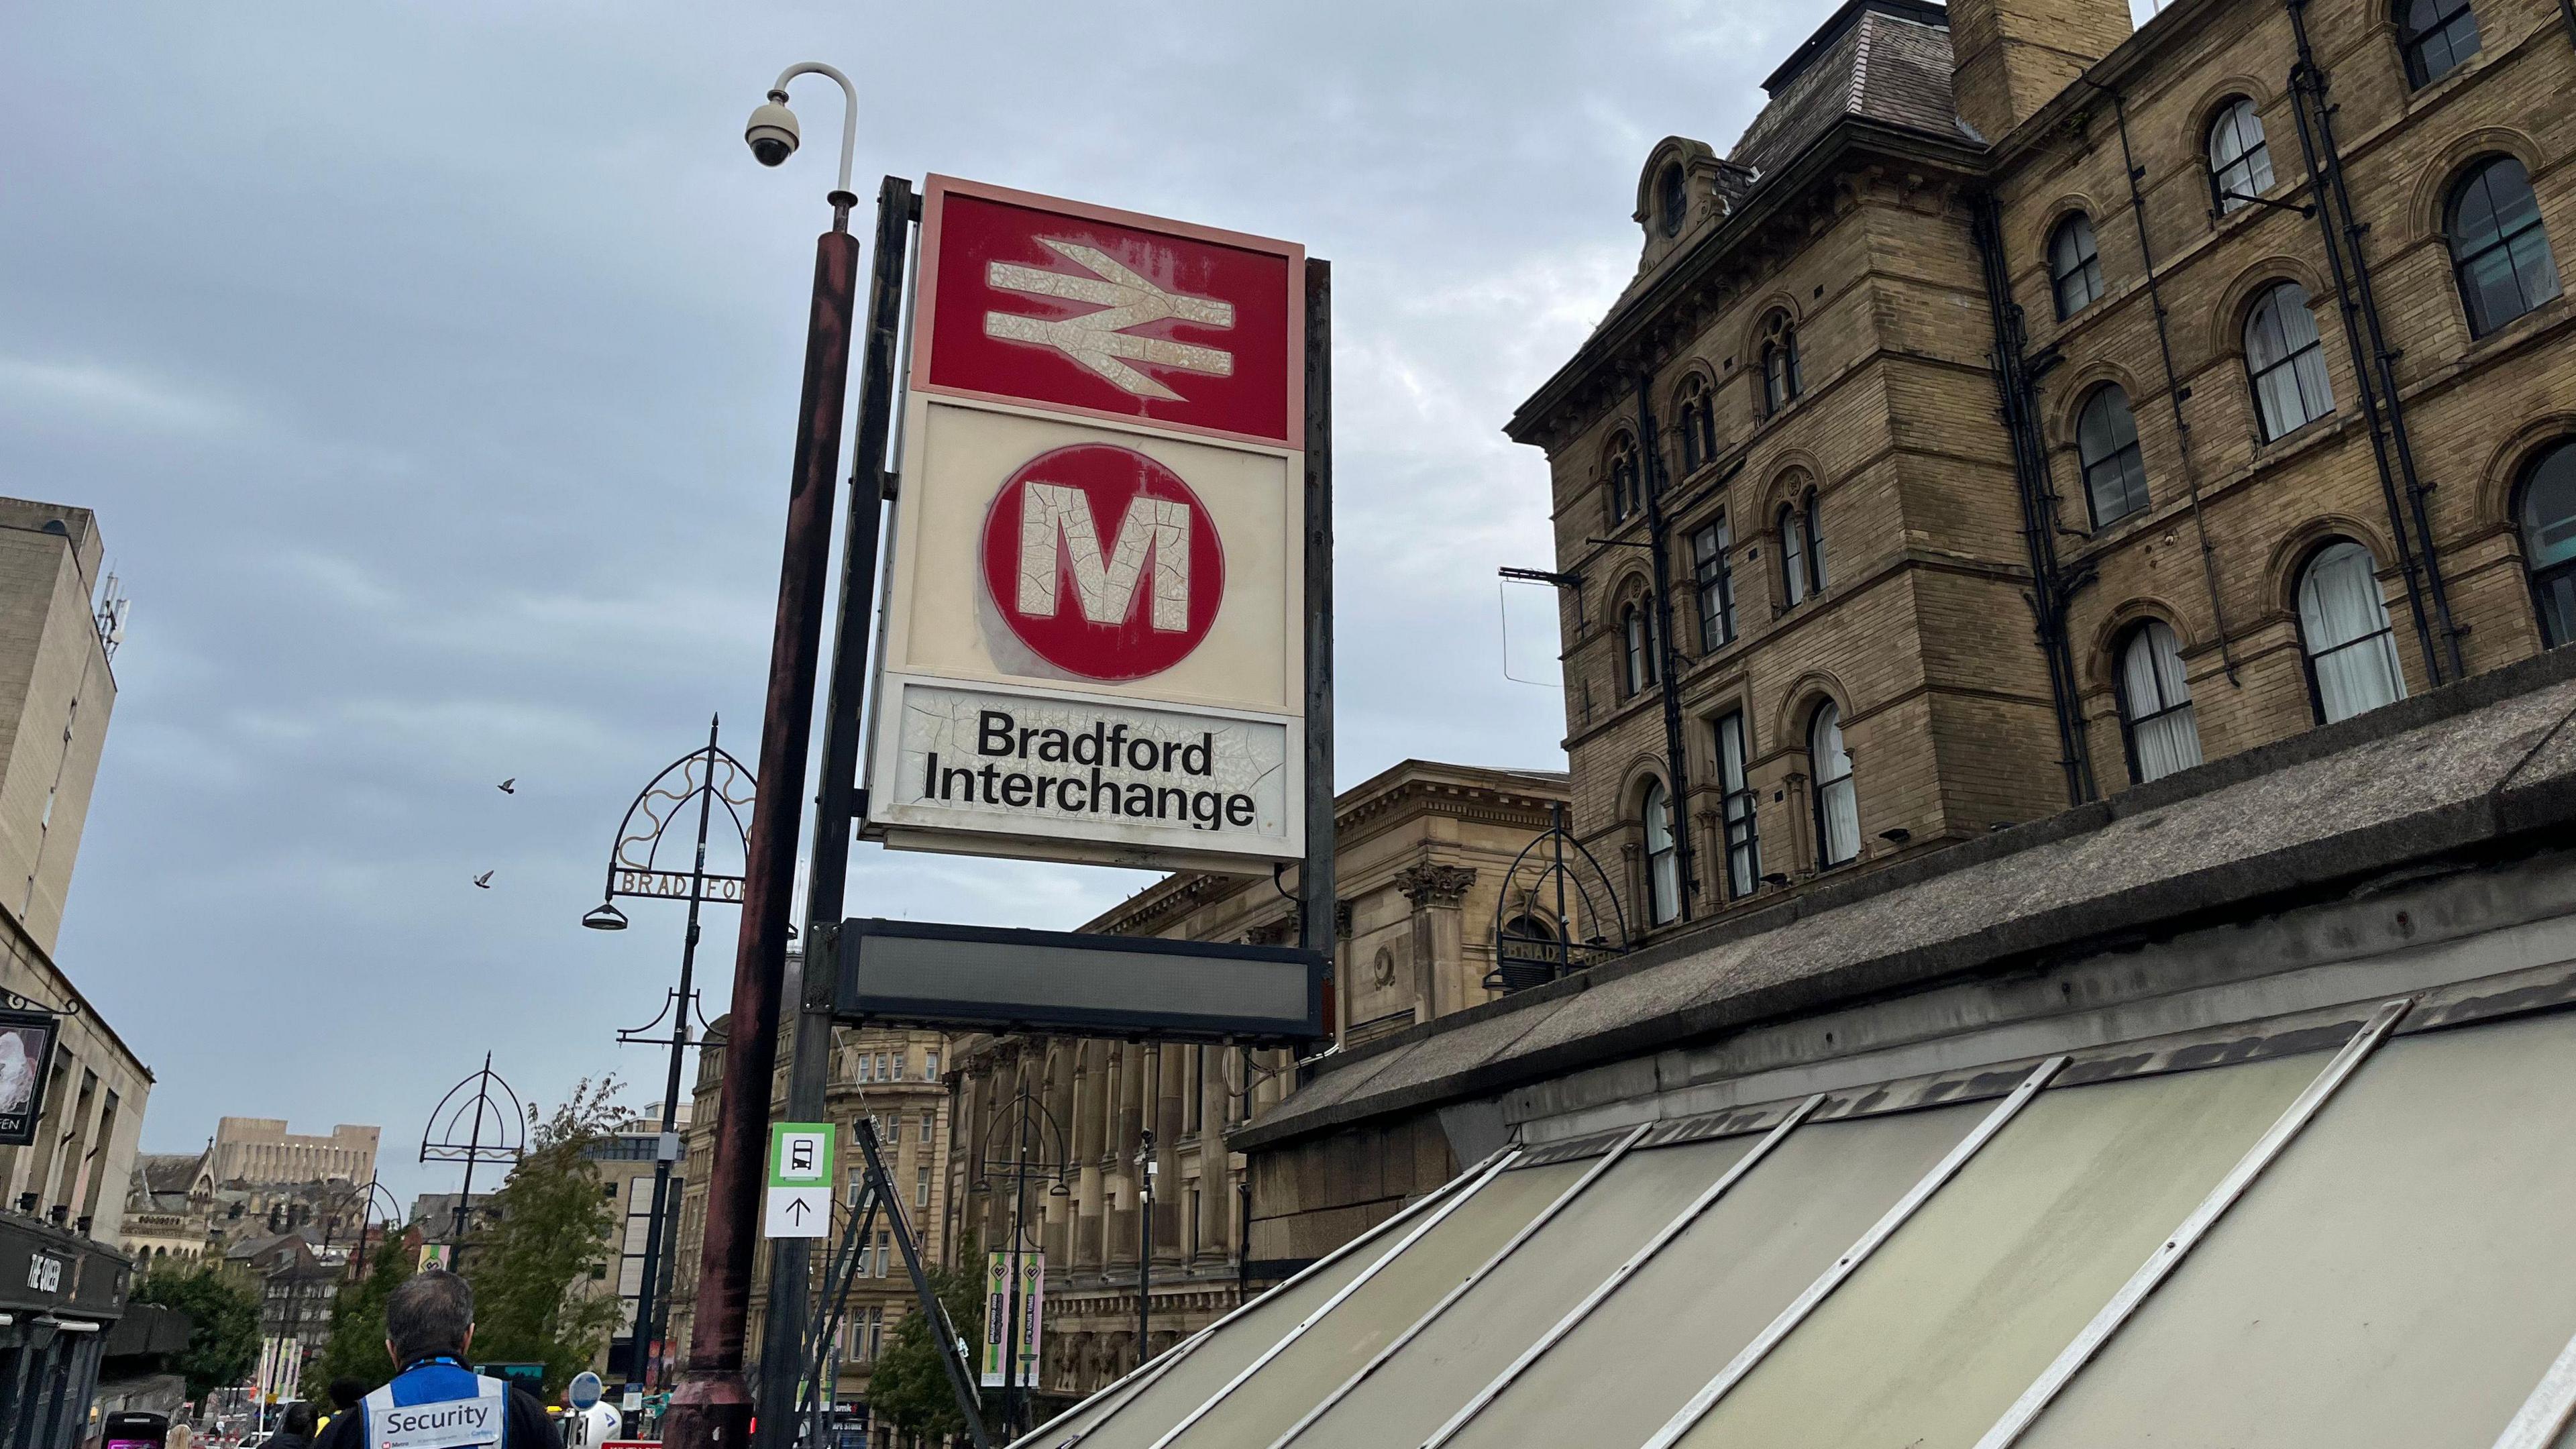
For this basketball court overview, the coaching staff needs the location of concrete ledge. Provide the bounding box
[1233,646,2576,1151]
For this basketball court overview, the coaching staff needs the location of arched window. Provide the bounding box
[2298,540,2407,722]
[2118,621,2202,783]
[1760,314,1803,416]
[2078,385,2151,527]
[2449,157,2561,337]
[2399,0,2480,87]
[1676,374,1716,473]
[1607,435,1642,522]
[1642,781,1680,926]
[2049,215,2105,319]
[2518,441,2576,647]
[1658,163,1688,237]
[1777,490,1829,607]
[2245,282,2334,440]
[2206,99,2275,213]
[1621,596,1658,695]
[1809,702,1859,869]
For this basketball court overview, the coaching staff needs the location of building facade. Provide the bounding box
[941,761,1567,1411]
[663,1001,953,1446]
[211,1120,379,1189]
[579,1104,689,1387]
[0,499,117,957]
[1509,0,2576,953]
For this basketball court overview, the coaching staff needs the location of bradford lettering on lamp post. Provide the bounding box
[586,716,753,1393]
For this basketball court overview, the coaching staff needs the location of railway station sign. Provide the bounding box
[864,175,1307,875]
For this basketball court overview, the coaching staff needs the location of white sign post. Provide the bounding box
[763,1122,832,1239]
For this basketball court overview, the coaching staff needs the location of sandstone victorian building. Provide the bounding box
[1518,0,2575,943]
[941,760,1566,1409]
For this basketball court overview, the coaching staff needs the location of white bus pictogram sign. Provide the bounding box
[863,176,1305,873]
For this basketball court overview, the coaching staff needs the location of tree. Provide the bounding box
[133,1264,260,1403]
[308,1228,417,1397]
[865,1253,998,1441]
[460,1078,627,1395]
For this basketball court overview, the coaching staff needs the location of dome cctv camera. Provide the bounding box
[745,97,800,167]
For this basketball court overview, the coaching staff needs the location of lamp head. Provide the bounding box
[745,94,800,167]
[582,902,630,932]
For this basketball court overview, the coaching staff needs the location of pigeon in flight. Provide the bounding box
[472,871,494,889]
[497,779,516,794]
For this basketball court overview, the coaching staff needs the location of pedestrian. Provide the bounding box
[263,1407,313,1449]
[310,1272,553,1449]
[317,1379,365,1438]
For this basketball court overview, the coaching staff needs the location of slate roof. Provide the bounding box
[1731,0,1979,179]
[1236,647,2576,1150]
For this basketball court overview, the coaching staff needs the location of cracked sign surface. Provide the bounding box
[920,180,1299,444]
[867,176,1305,869]
[889,681,1290,856]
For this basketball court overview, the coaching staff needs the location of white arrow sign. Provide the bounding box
[764,1184,828,1238]
[985,239,1235,401]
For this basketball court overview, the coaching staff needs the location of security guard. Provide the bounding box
[312,1272,555,1449]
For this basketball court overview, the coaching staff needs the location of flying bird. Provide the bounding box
[497,779,516,794]
[472,871,494,889]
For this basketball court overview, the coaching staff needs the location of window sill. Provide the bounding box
[2461,292,2571,357]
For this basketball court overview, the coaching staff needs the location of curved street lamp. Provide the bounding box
[585,716,753,1394]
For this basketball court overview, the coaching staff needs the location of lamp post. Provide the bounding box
[419,1055,527,1270]
[585,718,755,1393]
[665,62,864,1449]
[1135,1129,1157,1371]
[971,1083,1071,1442]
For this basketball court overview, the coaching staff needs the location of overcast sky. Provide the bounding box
[0,0,1921,1212]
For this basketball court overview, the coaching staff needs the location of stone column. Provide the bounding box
[1397,864,1479,1020]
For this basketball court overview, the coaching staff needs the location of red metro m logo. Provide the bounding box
[979,443,1224,682]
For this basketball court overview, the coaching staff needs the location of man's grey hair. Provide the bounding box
[385,1271,475,1364]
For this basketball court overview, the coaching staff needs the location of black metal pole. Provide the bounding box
[665,196,859,1449]
[763,174,913,1448]
[452,1053,492,1267]
[1301,259,1336,1016]
[1633,370,1699,920]
[631,716,720,1394]
[858,1118,989,1449]
[1136,1128,1153,1371]
[1004,1090,1032,1440]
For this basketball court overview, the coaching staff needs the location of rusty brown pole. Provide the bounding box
[662,193,859,1449]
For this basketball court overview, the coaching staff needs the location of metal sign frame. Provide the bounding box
[822,918,1323,1044]
[0,1006,58,1148]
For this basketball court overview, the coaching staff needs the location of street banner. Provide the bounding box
[763,1122,833,1238]
[0,1008,58,1147]
[865,175,1307,875]
[417,1242,451,1273]
[979,1250,1046,1388]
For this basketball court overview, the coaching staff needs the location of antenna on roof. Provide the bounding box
[93,570,129,660]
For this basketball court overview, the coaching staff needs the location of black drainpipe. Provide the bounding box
[2088,79,2242,684]
[2286,0,2464,684]
[1970,193,2099,807]
[1635,368,1702,919]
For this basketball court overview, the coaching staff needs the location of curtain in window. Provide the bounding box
[1643,781,1680,925]
[2520,442,2576,648]
[1811,703,1859,868]
[1804,490,1827,592]
[2298,541,2408,722]
[1717,711,1760,898]
[2207,99,2275,212]
[2121,621,2202,782]
[1623,606,1646,694]
[2246,282,2334,439]
[1780,508,1809,606]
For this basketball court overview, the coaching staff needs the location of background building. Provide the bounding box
[1509,0,2576,954]
[0,496,150,1449]
[578,1102,689,1387]
[942,760,1567,1411]
[211,1119,379,1189]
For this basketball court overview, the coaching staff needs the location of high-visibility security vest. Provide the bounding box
[362,1361,510,1449]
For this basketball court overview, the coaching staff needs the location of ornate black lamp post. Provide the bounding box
[969,1083,1073,1440]
[584,716,754,1391]
[419,1055,527,1268]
